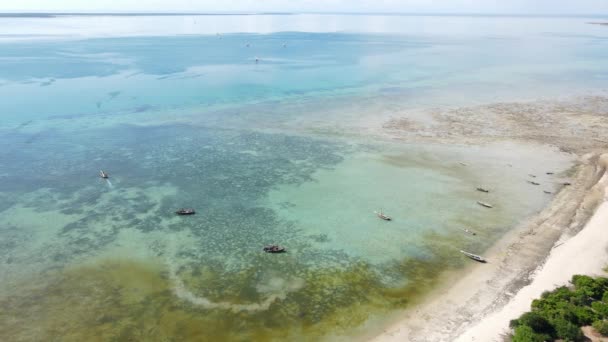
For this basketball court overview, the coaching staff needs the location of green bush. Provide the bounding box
[593,320,608,336]
[572,275,608,303]
[570,304,598,325]
[512,325,552,342]
[511,276,608,342]
[552,318,584,341]
[511,312,554,336]
[592,301,608,319]
[534,287,573,309]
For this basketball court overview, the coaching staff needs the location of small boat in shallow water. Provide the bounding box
[477,201,493,208]
[175,208,196,215]
[460,250,487,263]
[462,228,477,236]
[374,210,392,221]
[527,180,540,186]
[99,170,109,179]
[263,245,286,253]
[476,187,489,193]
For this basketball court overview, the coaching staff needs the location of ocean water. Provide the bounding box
[0,14,606,341]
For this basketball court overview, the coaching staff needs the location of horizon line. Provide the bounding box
[0,11,607,18]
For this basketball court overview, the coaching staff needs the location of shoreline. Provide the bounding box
[456,154,608,341]
[369,94,608,341]
[372,153,608,341]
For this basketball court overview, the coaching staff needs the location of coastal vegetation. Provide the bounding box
[510,275,608,341]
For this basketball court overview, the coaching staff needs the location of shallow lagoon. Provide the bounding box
[0,14,606,341]
[0,120,572,340]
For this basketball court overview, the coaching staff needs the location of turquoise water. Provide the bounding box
[0,14,606,341]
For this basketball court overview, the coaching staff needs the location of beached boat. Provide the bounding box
[99,170,109,179]
[263,245,286,253]
[175,208,196,215]
[476,187,489,193]
[460,250,487,263]
[462,228,477,236]
[374,210,392,221]
[477,201,493,208]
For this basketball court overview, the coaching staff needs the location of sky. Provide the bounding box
[1,0,608,15]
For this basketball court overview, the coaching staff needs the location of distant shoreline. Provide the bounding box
[1,12,607,18]
[0,13,293,18]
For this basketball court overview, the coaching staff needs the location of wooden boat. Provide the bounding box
[544,191,552,194]
[477,201,493,208]
[546,172,554,175]
[462,228,477,236]
[374,210,392,221]
[460,250,487,263]
[175,208,196,215]
[527,180,540,186]
[563,182,572,186]
[476,187,489,193]
[263,245,286,253]
[99,170,109,179]
[528,174,537,178]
